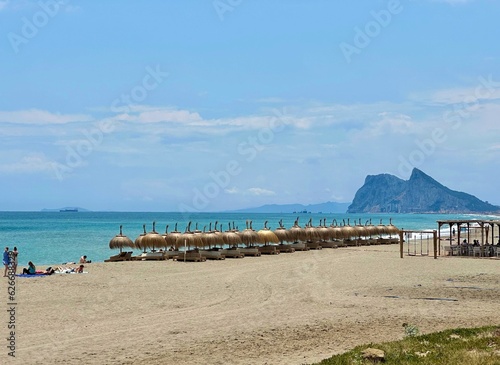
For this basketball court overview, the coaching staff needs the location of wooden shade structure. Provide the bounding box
[140,221,165,251]
[109,225,134,253]
[238,220,260,247]
[257,221,280,245]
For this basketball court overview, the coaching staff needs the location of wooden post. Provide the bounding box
[433,230,438,259]
[400,230,404,258]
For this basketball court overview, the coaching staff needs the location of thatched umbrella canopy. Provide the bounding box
[257,221,280,245]
[317,218,331,241]
[365,219,379,237]
[288,218,306,242]
[354,219,369,238]
[273,219,290,243]
[109,225,135,253]
[385,218,400,237]
[176,221,203,250]
[305,218,320,242]
[141,221,165,252]
[340,219,357,239]
[134,224,147,252]
[239,220,260,247]
[329,219,343,240]
[202,223,220,249]
[376,219,389,235]
[165,223,182,248]
[222,222,242,248]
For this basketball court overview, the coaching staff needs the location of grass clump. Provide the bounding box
[313,325,500,365]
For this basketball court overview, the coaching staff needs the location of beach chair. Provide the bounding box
[220,248,245,258]
[239,247,261,256]
[200,250,226,260]
[258,245,280,255]
[289,242,310,251]
[276,244,296,253]
[136,252,166,261]
[317,241,337,249]
[177,251,206,262]
[104,251,133,262]
[305,241,322,250]
[473,247,482,257]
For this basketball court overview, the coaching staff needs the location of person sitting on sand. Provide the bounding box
[79,255,91,264]
[22,261,36,275]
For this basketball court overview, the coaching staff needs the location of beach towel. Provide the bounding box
[16,273,47,278]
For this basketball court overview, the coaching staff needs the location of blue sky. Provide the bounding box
[1,0,500,212]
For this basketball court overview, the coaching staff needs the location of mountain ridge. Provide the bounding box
[348,168,499,213]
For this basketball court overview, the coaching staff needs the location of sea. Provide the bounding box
[1,211,498,265]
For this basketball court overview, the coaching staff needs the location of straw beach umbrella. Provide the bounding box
[340,219,357,239]
[109,225,134,253]
[141,221,165,252]
[386,218,400,237]
[304,218,320,242]
[223,222,242,248]
[239,220,260,247]
[176,221,203,250]
[288,218,306,243]
[165,223,182,248]
[135,224,147,252]
[257,221,280,245]
[273,219,290,243]
[329,219,343,240]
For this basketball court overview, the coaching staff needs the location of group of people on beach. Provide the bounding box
[3,246,89,277]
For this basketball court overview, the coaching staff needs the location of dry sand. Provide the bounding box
[2,243,499,365]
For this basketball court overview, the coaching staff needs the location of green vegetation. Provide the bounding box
[313,326,500,365]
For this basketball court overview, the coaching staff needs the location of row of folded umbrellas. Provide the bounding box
[109,218,400,252]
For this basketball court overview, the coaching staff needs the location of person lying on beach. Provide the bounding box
[56,265,84,274]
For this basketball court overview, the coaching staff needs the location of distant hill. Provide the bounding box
[230,201,351,214]
[347,168,500,213]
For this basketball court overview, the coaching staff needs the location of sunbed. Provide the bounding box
[104,251,133,262]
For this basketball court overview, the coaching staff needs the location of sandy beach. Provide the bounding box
[2,242,499,365]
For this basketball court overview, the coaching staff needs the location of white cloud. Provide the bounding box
[0,153,57,174]
[0,109,93,125]
[246,188,276,196]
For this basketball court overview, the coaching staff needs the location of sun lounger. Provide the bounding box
[104,251,133,262]
[135,252,166,261]
[318,241,337,248]
[289,242,309,251]
[343,239,358,247]
[200,250,226,260]
[164,250,181,259]
[306,241,322,250]
[258,245,280,255]
[239,247,261,256]
[177,251,206,262]
[277,244,295,253]
[220,248,245,258]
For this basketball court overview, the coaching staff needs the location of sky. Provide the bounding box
[1,0,500,212]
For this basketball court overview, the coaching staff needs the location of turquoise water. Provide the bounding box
[0,211,496,265]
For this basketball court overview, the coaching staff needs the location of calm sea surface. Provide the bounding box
[0,211,497,265]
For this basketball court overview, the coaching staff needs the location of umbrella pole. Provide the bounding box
[184,239,187,262]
